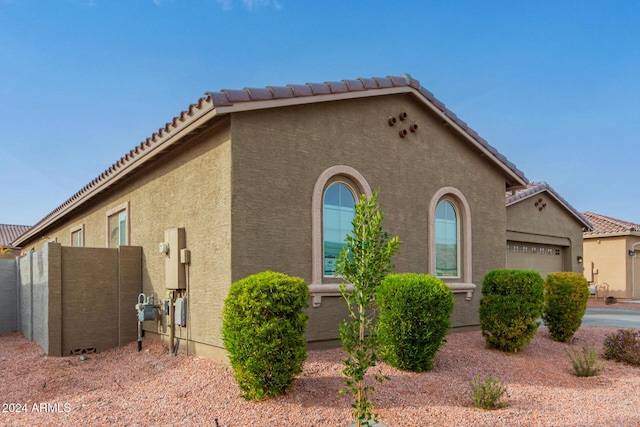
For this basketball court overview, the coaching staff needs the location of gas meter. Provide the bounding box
[136,293,157,322]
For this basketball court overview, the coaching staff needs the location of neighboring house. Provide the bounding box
[0,224,31,259]
[505,182,593,278]
[582,212,640,300]
[14,72,571,361]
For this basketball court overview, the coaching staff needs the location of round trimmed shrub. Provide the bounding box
[222,271,309,400]
[542,272,590,342]
[377,273,454,372]
[479,269,544,354]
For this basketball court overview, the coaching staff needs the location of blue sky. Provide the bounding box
[1,0,639,226]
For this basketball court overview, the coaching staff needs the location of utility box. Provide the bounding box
[163,227,186,289]
[175,297,186,327]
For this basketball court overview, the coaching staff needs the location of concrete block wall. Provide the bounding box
[14,243,142,356]
[0,259,17,334]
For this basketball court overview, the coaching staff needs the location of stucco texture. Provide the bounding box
[230,94,508,339]
[507,192,586,275]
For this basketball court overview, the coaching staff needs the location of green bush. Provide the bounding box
[542,272,590,342]
[603,329,640,366]
[479,269,544,354]
[377,273,453,372]
[566,346,604,377]
[469,372,508,410]
[222,271,309,400]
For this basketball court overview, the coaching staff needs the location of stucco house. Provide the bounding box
[505,182,592,277]
[582,212,640,300]
[0,224,31,259]
[12,72,584,361]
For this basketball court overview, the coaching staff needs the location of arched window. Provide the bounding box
[435,199,459,277]
[323,182,356,276]
[311,165,372,289]
[428,187,472,285]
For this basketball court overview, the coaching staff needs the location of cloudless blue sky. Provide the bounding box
[1,0,639,227]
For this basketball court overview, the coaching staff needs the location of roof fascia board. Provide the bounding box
[212,86,412,115]
[585,231,640,239]
[16,101,218,245]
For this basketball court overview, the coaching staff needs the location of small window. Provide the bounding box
[555,249,561,256]
[523,246,528,253]
[539,247,545,255]
[70,224,84,247]
[506,244,510,253]
[547,248,553,255]
[532,247,537,254]
[107,203,129,248]
[514,245,519,253]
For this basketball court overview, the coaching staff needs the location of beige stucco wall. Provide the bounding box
[583,235,640,299]
[230,93,509,339]
[18,92,518,358]
[506,192,586,275]
[19,123,232,358]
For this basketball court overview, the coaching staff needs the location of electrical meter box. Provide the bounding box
[164,227,186,289]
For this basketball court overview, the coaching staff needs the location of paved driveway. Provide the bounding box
[581,307,640,328]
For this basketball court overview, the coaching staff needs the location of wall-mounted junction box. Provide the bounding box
[164,227,186,289]
[175,297,186,327]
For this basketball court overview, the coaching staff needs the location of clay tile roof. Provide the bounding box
[325,81,349,94]
[286,83,313,97]
[343,79,365,91]
[244,87,273,101]
[0,224,32,247]
[16,72,529,246]
[267,85,294,99]
[506,181,593,230]
[221,89,251,103]
[582,212,640,236]
[306,82,332,95]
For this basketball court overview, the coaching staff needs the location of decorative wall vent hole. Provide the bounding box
[70,347,97,355]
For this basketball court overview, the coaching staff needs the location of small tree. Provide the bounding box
[0,245,11,255]
[336,190,400,427]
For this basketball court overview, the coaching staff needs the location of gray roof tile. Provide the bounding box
[0,224,31,247]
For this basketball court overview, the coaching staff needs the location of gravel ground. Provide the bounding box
[1,302,638,427]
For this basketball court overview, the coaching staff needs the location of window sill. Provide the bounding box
[309,281,476,307]
[308,283,352,308]
[448,282,476,301]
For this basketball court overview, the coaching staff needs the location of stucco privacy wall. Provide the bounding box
[0,259,18,334]
[506,192,585,274]
[18,124,232,356]
[230,94,508,340]
[60,245,142,355]
[16,243,142,356]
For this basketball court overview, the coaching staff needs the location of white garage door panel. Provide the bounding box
[506,242,564,278]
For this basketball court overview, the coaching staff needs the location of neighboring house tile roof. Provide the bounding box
[16,73,529,246]
[506,181,593,230]
[0,224,32,247]
[582,212,640,236]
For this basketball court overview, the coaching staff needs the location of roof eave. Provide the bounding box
[507,188,594,231]
[14,99,218,246]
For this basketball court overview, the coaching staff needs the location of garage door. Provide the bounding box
[506,241,564,278]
